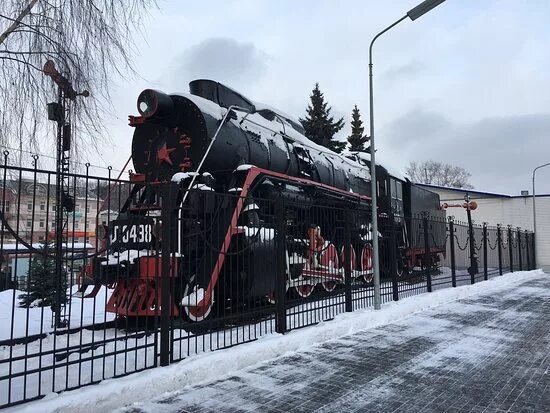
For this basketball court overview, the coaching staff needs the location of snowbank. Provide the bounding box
[0,286,114,341]
[8,269,546,413]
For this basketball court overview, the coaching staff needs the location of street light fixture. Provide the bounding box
[532,162,550,267]
[369,0,446,310]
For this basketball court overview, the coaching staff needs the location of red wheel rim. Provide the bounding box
[320,244,339,292]
[184,299,212,322]
[321,280,337,292]
[182,278,213,322]
[340,245,357,271]
[295,284,315,297]
[362,245,373,283]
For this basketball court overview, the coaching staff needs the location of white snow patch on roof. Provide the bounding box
[346,151,408,181]
[235,164,256,172]
[251,100,303,130]
[170,92,227,120]
[233,112,370,182]
[171,172,199,182]
[1,242,93,252]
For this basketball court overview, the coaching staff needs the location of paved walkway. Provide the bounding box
[122,275,550,413]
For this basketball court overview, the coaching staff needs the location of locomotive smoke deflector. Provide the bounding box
[137,89,174,119]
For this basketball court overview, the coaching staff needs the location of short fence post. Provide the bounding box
[517,227,523,271]
[160,182,174,367]
[449,218,456,287]
[508,226,514,272]
[497,225,503,275]
[390,226,399,301]
[483,223,488,281]
[525,230,531,270]
[423,215,432,293]
[344,208,353,311]
[468,221,476,285]
[275,199,287,334]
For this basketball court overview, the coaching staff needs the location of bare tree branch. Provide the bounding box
[406,160,474,189]
[0,0,39,46]
[0,0,157,160]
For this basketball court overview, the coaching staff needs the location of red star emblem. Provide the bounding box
[156,143,176,165]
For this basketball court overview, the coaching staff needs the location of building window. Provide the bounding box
[39,220,45,228]
[27,202,32,211]
[40,203,45,211]
[26,220,31,228]
[86,205,90,213]
[52,205,57,212]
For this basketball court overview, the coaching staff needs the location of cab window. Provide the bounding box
[389,178,404,218]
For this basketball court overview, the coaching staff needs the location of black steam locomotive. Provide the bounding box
[83,79,445,322]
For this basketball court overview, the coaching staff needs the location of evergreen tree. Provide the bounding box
[299,83,346,153]
[19,242,67,311]
[347,105,370,152]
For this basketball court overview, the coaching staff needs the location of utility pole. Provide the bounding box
[43,60,89,328]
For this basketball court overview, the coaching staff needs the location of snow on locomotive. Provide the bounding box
[81,79,445,322]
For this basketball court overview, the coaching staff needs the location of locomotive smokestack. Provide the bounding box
[137,89,174,119]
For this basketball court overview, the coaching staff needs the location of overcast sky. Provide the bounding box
[98,0,550,195]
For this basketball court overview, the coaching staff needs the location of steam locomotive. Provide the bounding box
[82,79,445,322]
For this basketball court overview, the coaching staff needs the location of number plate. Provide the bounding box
[109,218,154,250]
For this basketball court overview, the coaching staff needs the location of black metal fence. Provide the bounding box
[0,160,536,408]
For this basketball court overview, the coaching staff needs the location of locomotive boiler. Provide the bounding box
[82,79,445,323]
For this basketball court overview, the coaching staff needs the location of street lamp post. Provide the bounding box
[369,0,446,310]
[532,162,550,267]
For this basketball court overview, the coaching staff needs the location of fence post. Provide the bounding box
[483,223,488,281]
[160,182,174,367]
[467,216,477,285]
[508,226,514,273]
[531,230,539,270]
[525,230,530,270]
[497,225,503,275]
[344,208,353,311]
[449,218,456,287]
[390,226,399,301]
[517,227,523,271]
[423,215,432,293]
[275,199,287,334]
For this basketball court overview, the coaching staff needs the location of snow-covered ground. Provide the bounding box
[0,286,114,341]
[0,266,482,342]
[5,269,544,413]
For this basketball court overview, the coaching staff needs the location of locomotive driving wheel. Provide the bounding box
[181,275,214,323]
[295,283,315,297]
[361,244,374,283]
[319,243,340,292]
[339,243,357,281]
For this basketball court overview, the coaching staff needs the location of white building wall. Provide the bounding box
[420,186,550,270]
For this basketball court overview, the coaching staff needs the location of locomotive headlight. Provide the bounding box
[138,92,154,116]
[137,89,174,119]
